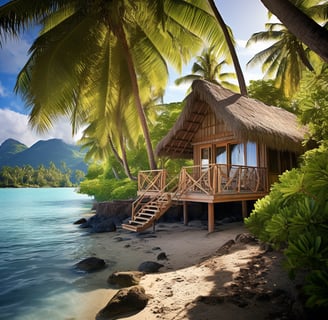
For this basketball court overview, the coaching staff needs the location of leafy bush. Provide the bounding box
[245,145,328,308]
[79,178,137,201]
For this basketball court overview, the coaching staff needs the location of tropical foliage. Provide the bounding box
[295,61,328,143]
[245,145,328,308]
[174,46,238,93]
[79,102,190,201]
[0,162,84,187]
[247,79,291,110]
[0,0,231,170]
[247,0,327,97]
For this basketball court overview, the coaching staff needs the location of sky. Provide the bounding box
[0,0,273,147]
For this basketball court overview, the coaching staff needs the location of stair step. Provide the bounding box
[121,224,138,232]
[142,208,159,213]
[135,216,150,221]
[138,212,155,217]
[129,220,145,225]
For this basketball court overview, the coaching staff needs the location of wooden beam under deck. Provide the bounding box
[173,191,267,204]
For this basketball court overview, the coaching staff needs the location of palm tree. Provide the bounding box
[260,0,328,63]
[247,0,327,97]
[207,0,247,95]
[0,0,228,170]
[175,46,238,93]
[246,22,315,97]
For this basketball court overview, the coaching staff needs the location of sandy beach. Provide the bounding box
[73,221,300,320]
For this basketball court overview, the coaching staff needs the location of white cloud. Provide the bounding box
[0,109,82,147]
[164,82,190,103]
[0,81,7,97]
[0,37,30,74]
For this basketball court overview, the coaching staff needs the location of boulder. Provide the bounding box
[80,214,117,232]
[75,257,106,272]
[157,252,168,260]
[138,261,163,273]
[96,285,150,320]
[73,217,87,225]
[107,271,145,287]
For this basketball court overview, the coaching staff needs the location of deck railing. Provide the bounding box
[137,164,268,197]
[138,169,167,193]
[178,164,268,195]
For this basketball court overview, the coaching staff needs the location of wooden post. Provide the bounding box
[208,203,214,233]
[183,201,188,225]
[242,201,248,219]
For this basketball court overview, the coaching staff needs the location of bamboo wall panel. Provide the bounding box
[193,109,233,143]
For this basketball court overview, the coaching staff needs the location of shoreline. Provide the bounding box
[73,221,298,319]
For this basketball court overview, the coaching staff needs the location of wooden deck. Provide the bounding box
[137,164,268,203]
[122,165,268,233]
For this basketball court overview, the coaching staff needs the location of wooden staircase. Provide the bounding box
[122,192,172,232]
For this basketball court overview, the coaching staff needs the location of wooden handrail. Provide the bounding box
[177,164,268,195]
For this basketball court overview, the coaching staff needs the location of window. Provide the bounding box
[230,143,245,165]
[201,147,211,169]
[215,146,227,164]
[246,142,257,166]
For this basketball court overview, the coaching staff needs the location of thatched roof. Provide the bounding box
[156,80,308,158]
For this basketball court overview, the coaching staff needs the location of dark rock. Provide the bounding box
[216,239,235,256]
[80,214,117,233]
[138,261,163,273]
[73,217,87,225]
[107,271,145,287]
[235,233,257,244]
[96,285,150,320]
[157,252,168,260]
[75,257,106,272]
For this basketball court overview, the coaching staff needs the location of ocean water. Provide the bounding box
[0,188,99,320]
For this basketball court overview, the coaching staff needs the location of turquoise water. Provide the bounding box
[0,188,96,319]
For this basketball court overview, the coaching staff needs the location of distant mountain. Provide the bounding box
[0,139,28,163]
[0,138,87,173]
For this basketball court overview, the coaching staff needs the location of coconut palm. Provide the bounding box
[260,0,328,63]
[175,46,238,93]
[247,0,327,97]
[246,22,315,97]
[0,0,228,170]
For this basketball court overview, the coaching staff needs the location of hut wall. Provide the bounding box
[267,148,298,184]
[193,109,233,144]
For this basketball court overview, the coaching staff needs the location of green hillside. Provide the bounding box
[0,138,87,173]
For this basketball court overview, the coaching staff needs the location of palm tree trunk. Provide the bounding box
[208,0,248,96]
[260,0,328,63]
[108,134,124,167]
[108,134,136,180]
[116,25,157,170]
[119,135,137,181]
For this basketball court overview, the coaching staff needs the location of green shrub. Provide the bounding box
[245,145,328,308]
[79,178,137,201]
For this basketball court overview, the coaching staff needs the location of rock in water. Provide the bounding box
[73,217,87,225]
[75,257,106,272]
[96,285,150,320]
[138,261,163,273]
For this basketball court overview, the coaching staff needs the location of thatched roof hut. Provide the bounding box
[156,80,308,158]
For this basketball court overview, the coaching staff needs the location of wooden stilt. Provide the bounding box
[208,203,214,233]
[183,201,188,226]
[242,201,248,219]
